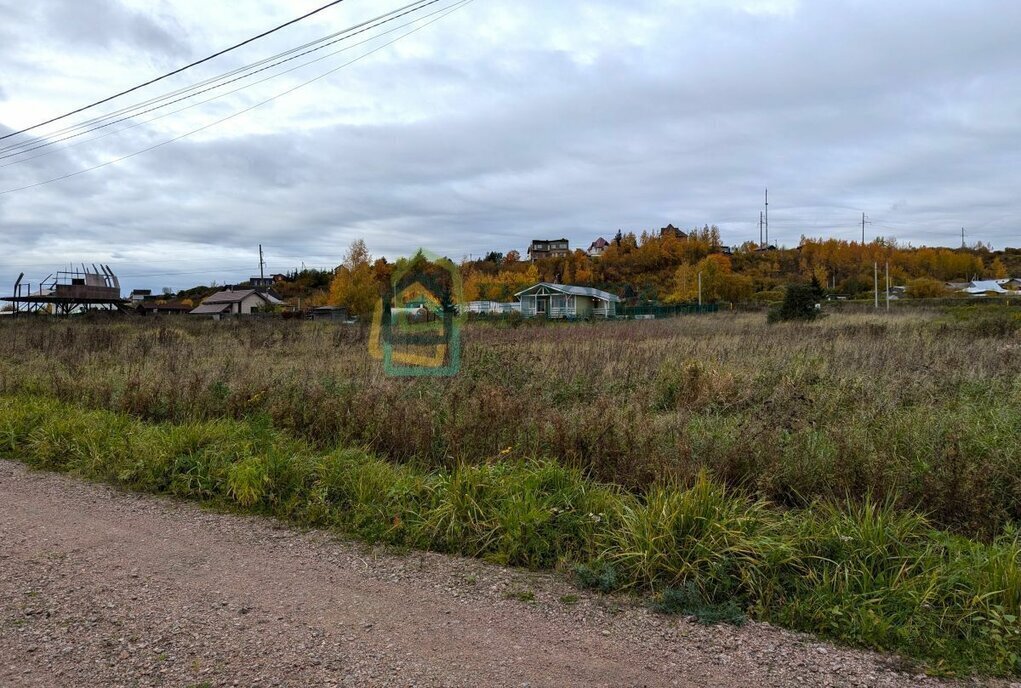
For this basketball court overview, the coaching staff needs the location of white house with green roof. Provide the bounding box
[514,282,620,319]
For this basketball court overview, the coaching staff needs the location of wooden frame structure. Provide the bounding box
[2,265,128,316]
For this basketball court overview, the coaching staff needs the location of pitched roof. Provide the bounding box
[203,289,260,304]
[189,303,232,315]
[202,289,282,305]
[589,237,609,249]
[514,282,621,302]
[964,280,1008,294]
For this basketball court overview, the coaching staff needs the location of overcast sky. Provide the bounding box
[0,0,1019,292]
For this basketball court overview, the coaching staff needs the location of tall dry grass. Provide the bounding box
[0,309,1019,537]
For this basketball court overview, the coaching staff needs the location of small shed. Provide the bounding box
[310,306,349,321]
[514,283,620,318]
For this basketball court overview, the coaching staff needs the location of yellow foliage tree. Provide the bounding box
[989,258,1009,279]
[664,254,751,303]
[328,239,379,317]
[905,278,947,299]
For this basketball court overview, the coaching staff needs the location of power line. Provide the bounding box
[0,0,435,158]
[0,0,442,163]
[0,3,445,171]
[0,0,351,144]
[0,0,474,196]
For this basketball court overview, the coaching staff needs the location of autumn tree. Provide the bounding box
[328,239,379,317]
[989,257,1009,279]
[905,278,947,299]
[664,254,752,303]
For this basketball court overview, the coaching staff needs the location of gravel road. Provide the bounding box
[0,460,1004,687]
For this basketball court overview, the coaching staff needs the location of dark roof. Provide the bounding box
[589,237,609,249]
[189,303,232,315]
[138,301,191,311]
[203,289,261,304]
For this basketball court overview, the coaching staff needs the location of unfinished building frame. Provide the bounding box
[2,265,128,316]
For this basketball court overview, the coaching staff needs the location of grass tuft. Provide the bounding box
[650,582,746,626]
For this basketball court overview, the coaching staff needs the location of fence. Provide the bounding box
[619,303,720,319]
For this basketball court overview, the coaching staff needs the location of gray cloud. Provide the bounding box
[40,0,189,59]
[1,0,1020,293]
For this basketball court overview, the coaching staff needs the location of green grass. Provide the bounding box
[0,394,1017,677]
[504,588,536,603]
[650,582,746,626]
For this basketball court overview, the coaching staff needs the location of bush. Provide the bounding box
[768,283,821,323]
[651,582,746,625]
[574,561,620,593]
[906,277,948,299]
[966,312,1021,338]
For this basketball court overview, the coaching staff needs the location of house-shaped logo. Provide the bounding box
[369,251,463,377]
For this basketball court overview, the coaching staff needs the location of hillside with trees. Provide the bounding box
[265,230,1020,315]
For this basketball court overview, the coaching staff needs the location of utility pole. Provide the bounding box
[861,212,871,244]
[759,211,763,247]
[259,244,265,280]
[961,227,966,249]
[764,188,769,248]
[885,261,890,312]
[874,262,879,309]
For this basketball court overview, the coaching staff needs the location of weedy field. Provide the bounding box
[0,308,1019,676]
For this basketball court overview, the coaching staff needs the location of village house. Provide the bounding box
[515,282,620,318]
[587,237,610,257]
[527,239,570,261]
[659,224,688,240]
[963,280,1010,296]
[189,288,283,318]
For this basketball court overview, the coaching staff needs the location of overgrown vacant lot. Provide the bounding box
[1,309,1019,536]
[1,309,1019,676]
